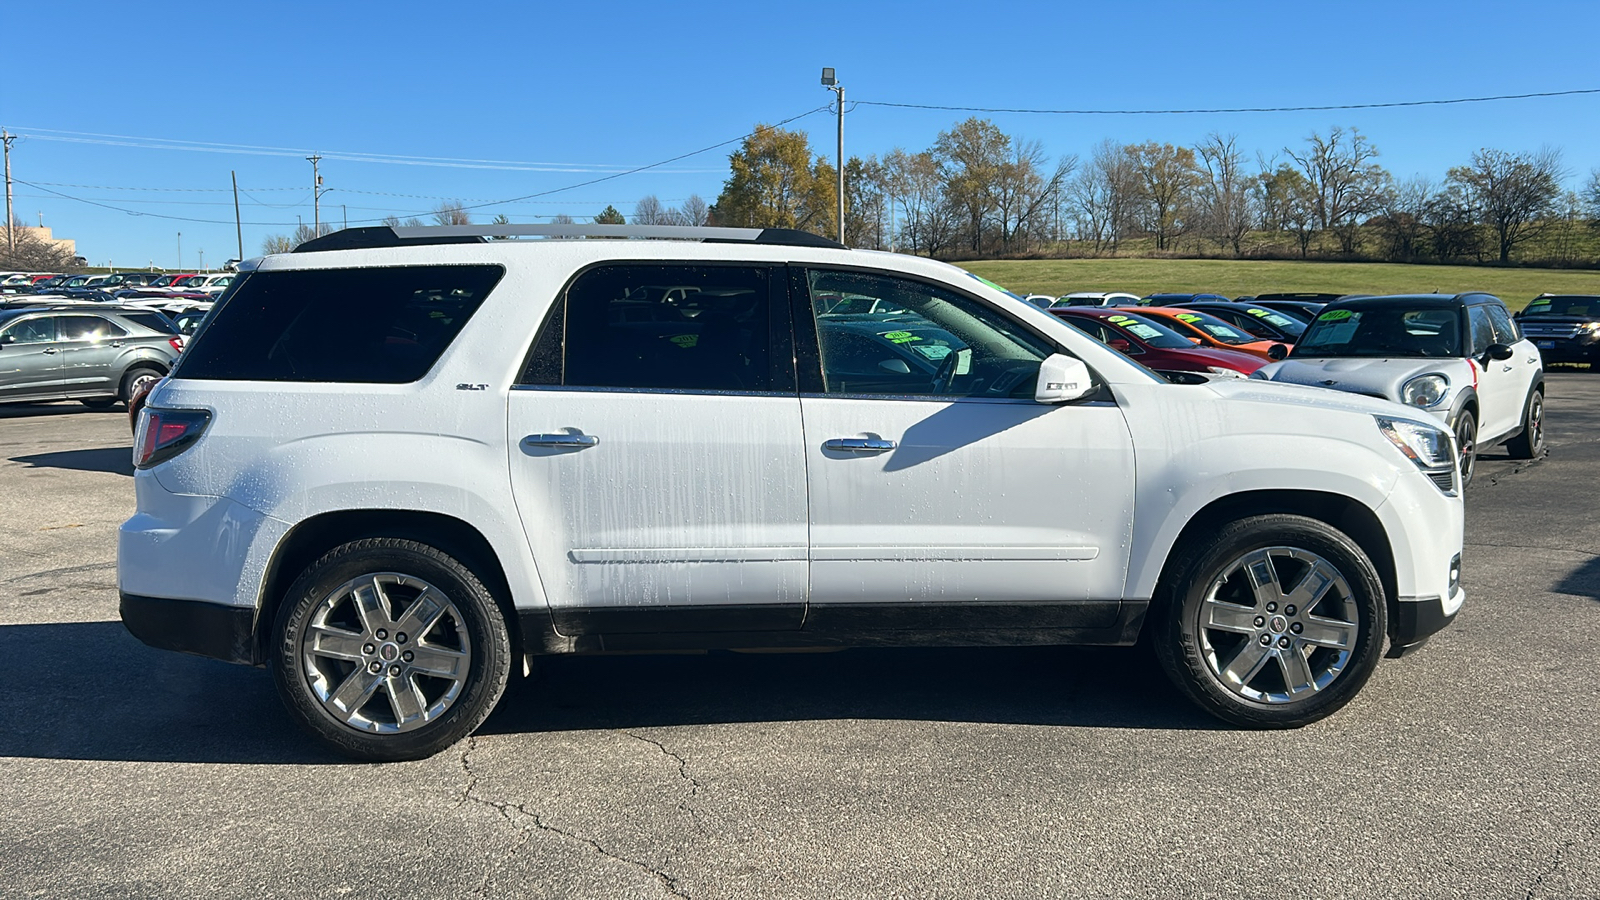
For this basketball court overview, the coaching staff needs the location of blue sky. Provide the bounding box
[3,0,1598,267]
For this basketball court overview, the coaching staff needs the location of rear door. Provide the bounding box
[56,314,128,396]
[0,315,63,401]
[794,267,1136,631]
[506,263,809,636]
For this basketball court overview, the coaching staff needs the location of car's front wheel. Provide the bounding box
[1454,409,1478,486]
[272,539,512,761]
[1505,389,1545,459]
[1153,514,1387,728]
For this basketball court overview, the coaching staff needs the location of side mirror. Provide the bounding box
[1189,336,1203,345]
[1035,353,1094,404]
[1485,343,1514,361]
[878,358,912,375]
[0,334,13,346]
[1108,338,1132,353]
[1267,343,1288,361]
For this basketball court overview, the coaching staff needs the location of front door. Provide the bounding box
[0,315,62,402]
[793,268,1137,629]
[506,263,808,635]
[1467,304,1522,439]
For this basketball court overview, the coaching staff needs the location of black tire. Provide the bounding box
[79,397,118,409]
[1454,409,1478,487]
[120,366,163,403]
[272,538,512,761]
[1152,514,1387,729]
[1504,389,1545,460]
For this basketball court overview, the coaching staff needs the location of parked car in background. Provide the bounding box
[1171,300,1307,343]
[1137,307,1290,360]
[1254,293,1544,484]
[1021,294,1057,309]
[189,274,236,294]
[1142,292,1231,306]
[1054,292,1142,308]
[0,307,182,408]
[1513,294,1600,370]
[1050,307,1265,378]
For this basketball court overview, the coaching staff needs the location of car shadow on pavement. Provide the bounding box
[483,643,1224,737]
[10,447,134,476]
[0,621,336,765]
[1555,555,1600,602]
[0,623,1218,764]
[0,402,122,420]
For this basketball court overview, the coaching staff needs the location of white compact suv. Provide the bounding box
[1253,293,1545,485]
[120,225,1466,760]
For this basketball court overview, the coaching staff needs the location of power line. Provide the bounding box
[31,181,302,192]
[852,87,1600,116]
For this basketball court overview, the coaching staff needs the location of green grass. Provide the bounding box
[959,258,1600,312]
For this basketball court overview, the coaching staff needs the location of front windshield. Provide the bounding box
[1163,310,1256,345]
[1239,307,1306,338]
[1103,313,1196,349]
[1293,306,1463,358]
[1524,296,1598,317]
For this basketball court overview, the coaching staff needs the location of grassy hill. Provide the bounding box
[959,258,1600,311]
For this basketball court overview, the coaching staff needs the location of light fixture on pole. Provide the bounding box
[821,67,844,245]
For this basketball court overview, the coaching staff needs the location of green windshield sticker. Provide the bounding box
[1176,313,1203,323]
[880,330,922,344]
[667,334,699,348]
[1247,308,1271,317]
[1318,309,1354,321]
[1107,315,1133,324]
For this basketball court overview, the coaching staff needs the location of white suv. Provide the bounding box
[120,224,1466,761]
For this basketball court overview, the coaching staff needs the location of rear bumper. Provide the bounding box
[120,592,260,665]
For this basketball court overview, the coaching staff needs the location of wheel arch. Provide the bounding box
[255,509,521,666]
[1149,489,1398,639]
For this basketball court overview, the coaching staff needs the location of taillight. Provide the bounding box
[168,336,184,353]
[133,408,211,470]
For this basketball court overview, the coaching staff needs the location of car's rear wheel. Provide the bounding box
[272,538,511,761]
[120,367,163,403]
[1505,390,1545,459]
[1153,514,1387,728]
[79,397,118,409]
[1454,409,1478,487]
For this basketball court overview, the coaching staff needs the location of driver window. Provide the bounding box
[1467,306,1496,355]
[1,317,56,344]
[1486,304,1520,345]
[804,269,1051,398]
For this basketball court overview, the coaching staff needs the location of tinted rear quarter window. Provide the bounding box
[176,265,504,382]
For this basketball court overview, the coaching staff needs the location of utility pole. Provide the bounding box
[821,68,845,245]
[2,129,14,252]
[307,154,323,235]
[231,170,243,261]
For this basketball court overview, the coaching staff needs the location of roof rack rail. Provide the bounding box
[292,224,847,253]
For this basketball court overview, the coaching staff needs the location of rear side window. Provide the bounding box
[175,265,503,382]
[58,316,127,341]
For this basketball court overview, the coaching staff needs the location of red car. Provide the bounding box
[1050,307,1266,377]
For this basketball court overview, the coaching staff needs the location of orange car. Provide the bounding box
[1138,307,1290,360]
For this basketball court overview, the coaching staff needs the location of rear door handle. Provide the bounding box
[523,433,599,448]
[824,437,897,452]
[42,348,58,355]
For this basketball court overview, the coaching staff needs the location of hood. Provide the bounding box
[1148,344,1266,372]
[1207,377,1424,420]
[1254,356,1458,400]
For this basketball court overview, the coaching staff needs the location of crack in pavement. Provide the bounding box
[1522,819,1594,900]
[627,731,706,830]
[456,735,691,899]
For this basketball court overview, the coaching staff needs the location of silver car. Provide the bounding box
[0,307,182,408]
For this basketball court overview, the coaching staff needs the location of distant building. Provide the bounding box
[9,225,76,257]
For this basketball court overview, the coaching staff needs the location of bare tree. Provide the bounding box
[1446,147,1565,262]
[1372,176,1432,261]
[934,118,1009,253]
[0,218,81,270]
[1585,169,1600,225]
[1421,184,1484,261]
[1125,142,1201,251]
[678,194,709,226]
[432,200,472,226]
[1194,134,1252,256]
[633,195,670,225]
[261,234,296,255]
[1067,140,1138,255]
[1286,127,1389,254]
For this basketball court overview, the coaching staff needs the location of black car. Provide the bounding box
[1514,295,1600,369]
[1168,300,1307,343]
[1141,292,1230,306]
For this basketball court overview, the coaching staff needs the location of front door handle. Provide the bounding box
[42,348,58,355]
[523,433,599,448]
[1501,365,1513,372]
[824,437,897,453]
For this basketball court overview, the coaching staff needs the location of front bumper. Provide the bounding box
[1386,587,1463,657]
[1527,338,1599,365]
[120,592,261,665]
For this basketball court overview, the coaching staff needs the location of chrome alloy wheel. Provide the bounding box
[1196,547,1359,704]
[300,573,472,734]
[126,370,161,400]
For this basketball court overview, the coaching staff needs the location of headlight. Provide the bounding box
[1205,366,1247,378]
[1401,373,1449,408]
[1376,416,1455,471]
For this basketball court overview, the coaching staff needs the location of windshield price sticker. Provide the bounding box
[1247,308,1272,317]
[1318,309,1354,321]
[666,334,699,348]
[880,330,923,344]
[1176,313,1203,323]
[1107,315,1133,324]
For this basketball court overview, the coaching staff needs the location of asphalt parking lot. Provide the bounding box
[2,375,1597,899]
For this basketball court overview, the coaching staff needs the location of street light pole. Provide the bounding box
[176,232,182,270]
[307,154,323,234]
[821,68,844,245]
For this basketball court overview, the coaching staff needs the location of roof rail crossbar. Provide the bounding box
[290,224,849,252]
